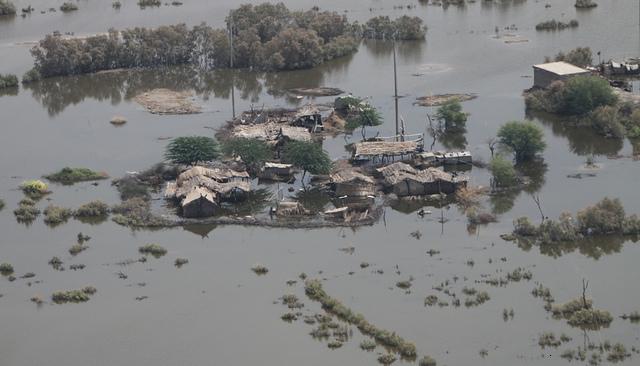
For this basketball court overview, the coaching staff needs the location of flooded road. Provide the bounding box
[1,0,640,365]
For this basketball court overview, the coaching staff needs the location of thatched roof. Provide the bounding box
[264,162,293,169]
[354,140,419,158]
[166,166,251,200]
[330,169,375,185]
[183,186,216,206]
[376,162,457,186]
[231,123,311,143]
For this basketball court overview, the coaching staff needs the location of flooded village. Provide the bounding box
[1,0,640,365]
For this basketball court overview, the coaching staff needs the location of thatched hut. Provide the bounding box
[291,105,323,132]
[376,162,467,196]
[165,166,251,218]
[353,137,423,164]
[231,123,311,146]
[330,169,376,197]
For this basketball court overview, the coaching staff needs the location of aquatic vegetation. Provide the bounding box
[48,256,64,270]
[0,73,18,88]
[396,280,412,290]
[138,244,167,258]
[538,332,563,348]
[532,284,555,303]
[418,356,437,366]
[575,0,597,8]
[360,262,370,269]
[606,343,629,362]
[377,354,397,365]
[51,289,92,304]
[0,198,4,211]
[536,19,579,31]
[138,0,161,7]
[281,312,297,322]
[112,1,121,9]
[111,198,170,228]
[0,263,14,275]
[526,76,617,116]
[60,2,78,12]
[567,309,613,329]
[174,258,189,267]
[165,136,220,165]
[0,0,16,16]
[424,295,438,306]
[251,264,269,275]
[43,205,73,226]
[461,287,476,296]
[305,279,419,359]
[69,264,85,271]
[465,291,490,307]
[82,286,97,295]
[466,209,497,225]
[69,243,87,256]
[74,201,109,218]
[20,180,50,199]
[13,200,40,223]
[44,167,108,184]
[360,340,377,351]
[30,296,44,305]
[506,268,533,282]
[620,311,640,322]
[327,340,343,349]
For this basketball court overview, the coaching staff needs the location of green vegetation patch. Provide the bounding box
[75,200,109,218]
[305,279,420,359]
[44,167,108,184]
[165,136,220,165]
[138,244,167,258]
[0,73,18,88]
[59,2,78,12]
[20,180,50,199]
[43,205,73,226]
[0,262,14,275]
[51,287,97,304]
[0,1,17,16]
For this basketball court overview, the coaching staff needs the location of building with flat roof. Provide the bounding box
[533,61,590,88]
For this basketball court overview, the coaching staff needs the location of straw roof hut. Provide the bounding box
[330,169,376,197]
[353,140,421,164]
[231,123,311,145]
[376,162,467,196]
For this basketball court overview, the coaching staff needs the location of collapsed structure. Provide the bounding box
[376,162,468,196]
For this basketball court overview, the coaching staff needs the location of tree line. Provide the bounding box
[26,3,426,80]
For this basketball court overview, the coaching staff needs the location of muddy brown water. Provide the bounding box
[1,1,640,365]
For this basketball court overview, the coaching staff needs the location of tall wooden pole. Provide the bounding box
[229,16,236,119]
[393,40,399,140]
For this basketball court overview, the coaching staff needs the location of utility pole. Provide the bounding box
[393,39,399,140]
[229,15,236,119]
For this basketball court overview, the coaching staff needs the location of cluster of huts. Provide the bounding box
[165,103,472,220]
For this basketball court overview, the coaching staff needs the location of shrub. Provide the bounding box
[497,121,546,162]
[360,340,377,351]
[589,106,625,138]
[419,356,437,366]
[514,217,537,236]
[363,15,426,40]
[222,138,271,171]
[435,100,467,131]
[51,290,91,304]
[490,156,518,187]
[0,0,16,16]
[251,264,269,275]
[575,0,597,9]
[74,201,109,217]
[116,177,150,201]
[549,47,593,67]
[346,104,383,138]
[14,200,40,223]
[21,69,41,84]
[44,167,108,184]
[175,258,189,267]
[43,205,73,226]
[138,244,167,258]
[69,243,87,256]
[561,76,617,115]
[60,2,78,12]
[576,197,625,235]
[282,141,332,179]
[165,136,220,165]
[20,180,49,198]
[536,19,579,31]
[0,262,14,275]
[0,73,18,88]
[138,0,161,7]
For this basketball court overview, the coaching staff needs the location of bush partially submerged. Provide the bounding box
[0,1,17,16]
[0,73,19,88]
[138,244,167,258]
[74,200,109,218]
[14,199,40,223]
[551,297,612,330]
[51,287,96,304]
[43,205,73,226]
[20,180,50,199]
[165,136,220,165]
[305,279,419,359]
[0,262,14,275]
[251,264,269,275]
[111,197,170,228]
[44,167,108,184]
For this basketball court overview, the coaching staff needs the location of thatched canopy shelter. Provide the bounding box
[330,169,376,197]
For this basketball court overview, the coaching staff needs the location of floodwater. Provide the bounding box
[1,0,640,365]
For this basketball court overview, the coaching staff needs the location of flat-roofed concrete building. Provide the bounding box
[533,61,590,88]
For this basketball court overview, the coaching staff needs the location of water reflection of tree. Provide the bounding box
[24,58,355,116]
[529,111,623,156]
[362,39,426,63]
[514,235,635,259]
[296,187,332,214]
[489,160,547,215]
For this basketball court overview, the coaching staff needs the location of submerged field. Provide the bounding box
[1,0,640,365]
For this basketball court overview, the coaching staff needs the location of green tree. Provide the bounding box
[222,138,271,172]
[551,47,592,67]
[497,121,546,162]
[490,156,518,188]
[0,0,16,16]
[435,100,467,131]
[165,136,220,165]
[561,76,617,115]
[282,141,332,180]
[346,105,383,139]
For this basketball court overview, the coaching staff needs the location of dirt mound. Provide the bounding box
[414,93,477,107]
[134,89,202,115]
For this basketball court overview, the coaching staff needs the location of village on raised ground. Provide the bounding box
[1,1,639,366]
